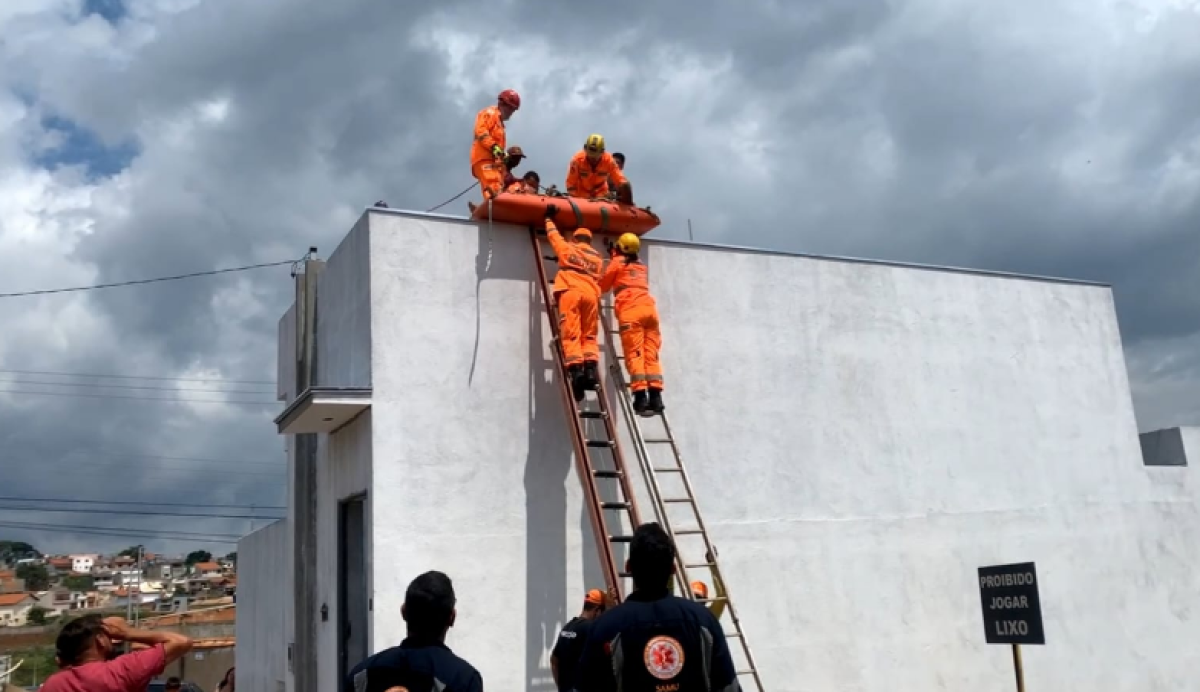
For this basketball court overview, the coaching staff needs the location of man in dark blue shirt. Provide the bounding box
[552,588,611,691]
[344,571,484,692]
[577,523,741,691]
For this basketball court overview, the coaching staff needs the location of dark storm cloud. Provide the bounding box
[1,0,1198,551]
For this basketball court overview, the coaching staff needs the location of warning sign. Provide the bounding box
[978,562,1045,645]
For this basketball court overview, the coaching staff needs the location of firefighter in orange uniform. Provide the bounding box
[543,205,604,401]
[470,89,521,203]
[566,134,633,204]
[599,232,663,415]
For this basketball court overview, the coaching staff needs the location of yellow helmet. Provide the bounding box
[616,233,640,254]
[584,133,606,153]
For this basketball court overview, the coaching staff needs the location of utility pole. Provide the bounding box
[134,546,144,626]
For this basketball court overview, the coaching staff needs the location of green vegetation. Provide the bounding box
[26,606,49,626]
[0,540,40,562]
[62,574,95,591]
[185,550,213,566]
[15,563,51,591]
[1,646,56,687]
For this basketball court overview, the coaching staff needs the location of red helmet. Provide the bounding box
[498,89,520,110]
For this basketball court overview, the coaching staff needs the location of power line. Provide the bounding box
[0,259,298,299]
[0,495,285,510]
[0,520,242,543]
[0,387,278,405]
[0,505,283,520]
[0,368,274,386]
[0,378,273,395]
[425,182,478,212]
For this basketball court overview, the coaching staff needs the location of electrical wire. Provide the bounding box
[0,520,243,543]
[426,182,478,212]
[0,495,285,510]
[0,506,283,520]
[0,378,274,395]
[0,387,278,405]
[0,368,274,386]
[0,259,299,299]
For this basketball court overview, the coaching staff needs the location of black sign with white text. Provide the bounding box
[978,561,1045,645]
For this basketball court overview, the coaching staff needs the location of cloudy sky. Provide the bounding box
[0,0,1197,555]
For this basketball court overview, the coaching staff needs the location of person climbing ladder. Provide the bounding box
[543,205,604,401]
[600,232,664,415]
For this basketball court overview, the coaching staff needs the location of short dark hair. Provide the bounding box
[613,152,625,163]
[404,571,456,635]
[55,614,105,666]
[629,522,675,591]
[524,170,540,185]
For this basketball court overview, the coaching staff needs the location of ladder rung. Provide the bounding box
[736,669,755,676]
[619,571,632,578]
[684,563,715,569]
[696,597,727,605]
[601,501,630,510]
[609,535,633,543]
[543,254,557,261]
[578,411,605,419]
[587,440,614,448]
[643,438,672,444]
[593,470,622,478]
[663,498,693,504]
[674,528,703,536]
[652,467,681,472]
[725,631,742,639]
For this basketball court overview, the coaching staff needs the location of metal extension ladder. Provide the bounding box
[530,227,645,602]
[600,296,767,692]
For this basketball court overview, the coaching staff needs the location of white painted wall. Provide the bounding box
[267,209,1199,692]
[236,520,291,692]
[312,410,372,692]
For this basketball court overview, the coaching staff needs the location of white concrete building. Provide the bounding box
[0,594,35,627]
[69,554,97,574]
[238,207,1200,692]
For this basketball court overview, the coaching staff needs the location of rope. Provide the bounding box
[426,182,479,212]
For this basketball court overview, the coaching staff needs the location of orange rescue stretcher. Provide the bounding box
[470,191,661,236]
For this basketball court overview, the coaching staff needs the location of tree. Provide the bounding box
[118,545,144,559]
[62,575,95,591]
[27,606,49,625]
[15,563,50,591]
[0,540,40,562]
[185,550,212,566]
[224,551,237,564]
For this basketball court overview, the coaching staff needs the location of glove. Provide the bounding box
[605,239,617,256]
[492,145,505,160]
[545,204,558,220]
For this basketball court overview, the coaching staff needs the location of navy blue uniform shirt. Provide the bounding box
[576,589,740,692]
[344,637,483,692]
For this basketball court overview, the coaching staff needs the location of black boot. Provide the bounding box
[632,391,649,414]
[646,389,664,415]
[583,361,600,390]
[568,365,585,402]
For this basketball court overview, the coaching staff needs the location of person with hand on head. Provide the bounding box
[40,614,192,692]
[566,134,632,204]
[542,204,605,400]
[344,571,483,692]
[470,89,521,204]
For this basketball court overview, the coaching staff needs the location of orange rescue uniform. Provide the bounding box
[566,150,627,200]
[471,105,507,201]
[546,220,604,367]
[599,256,663,392]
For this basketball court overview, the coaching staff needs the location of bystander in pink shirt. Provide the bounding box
[40,644,167,692]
